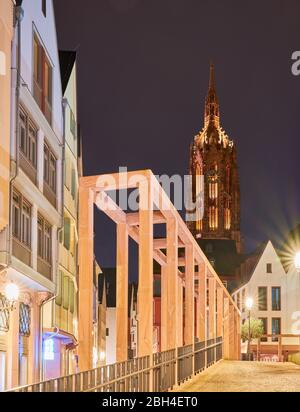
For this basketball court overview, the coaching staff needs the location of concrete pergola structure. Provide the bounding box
[78,170,241,372]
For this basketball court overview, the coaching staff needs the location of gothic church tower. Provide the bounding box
[188,64,241,257]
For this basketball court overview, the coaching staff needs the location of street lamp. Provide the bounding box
[4,282,19,311]
[245,297,253,361]
[294,252,300,273]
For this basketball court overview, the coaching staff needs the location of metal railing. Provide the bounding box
[10,338,223,393]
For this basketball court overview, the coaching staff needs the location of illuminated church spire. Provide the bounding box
[204,63,220,128]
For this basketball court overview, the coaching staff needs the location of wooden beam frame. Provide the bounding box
[78,169,240,370]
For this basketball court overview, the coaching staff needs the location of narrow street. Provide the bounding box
[176,360,300,392]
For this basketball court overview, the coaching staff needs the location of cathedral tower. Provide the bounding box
[188,64,242,271]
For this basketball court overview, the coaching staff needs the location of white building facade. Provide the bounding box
[232,241,300,360]
[0,0,64,390]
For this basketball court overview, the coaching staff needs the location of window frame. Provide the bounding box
[43,141,57,194]
[33,32,53,124]
[272,317,281,342]
[12,189,32,248]
[266,263,272,274]
[258,286,268,311]
[271,286,281,311]
[19,107,38,169]
[37,213,52,264]
[259,317,268,342]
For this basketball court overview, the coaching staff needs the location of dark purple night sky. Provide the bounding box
[53,0,300,270]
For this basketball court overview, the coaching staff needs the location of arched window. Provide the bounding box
[208,163,218,200]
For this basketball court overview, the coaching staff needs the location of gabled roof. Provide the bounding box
[232,240,282,294]
[59,50,76,95]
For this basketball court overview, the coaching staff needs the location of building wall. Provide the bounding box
[0,0,64,390]
[0,0,14,234]
[232,241,300,355]
[44,59,80,380]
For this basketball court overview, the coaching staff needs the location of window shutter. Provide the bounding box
[55,270,63,306]
[69,280,75,314]
[63,275,69,310]
[63,216,71,250]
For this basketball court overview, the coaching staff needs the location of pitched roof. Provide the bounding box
[59,50,76,95]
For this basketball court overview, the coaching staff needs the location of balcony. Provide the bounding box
[12,237,31,267]
[37,256,52,280]
[19,152,37,185]
[43,181,57,209]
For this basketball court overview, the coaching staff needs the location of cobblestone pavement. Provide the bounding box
[175,360,300,392]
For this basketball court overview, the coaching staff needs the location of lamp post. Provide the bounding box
[245,297,253,361]
[294,252,300,273]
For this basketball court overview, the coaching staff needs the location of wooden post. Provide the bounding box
[223,296,230,360]
[177,277,183,347]
[278,336,282,362]
[116,222,129,362]
[228,303,235,360]
[208,277,216,339]
[198,263,206,342]
[234,310,241,360]
[184,245,194,346]
[216,287,224,338]
[78,186,94,372]
[137,179,153,358]
[166,217,178,350]
[160,265,167,352]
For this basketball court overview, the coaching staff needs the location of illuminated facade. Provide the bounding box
[42,51,80,379]
[0,0,13,234]
[188,64,241,251]
[0,0,64,390]
[232,241,300,360]
[0,0,14,393]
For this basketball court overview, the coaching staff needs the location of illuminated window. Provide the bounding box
[33,34,52,125]
[44,143,57,194]
[37,214,52,264]
[208,164,218,200]
[258,287,267,311]
[19,108,37,169]
[224,199,231,230]
[209,206,218,230]
[272,318,281,342]
[12,189,32,248]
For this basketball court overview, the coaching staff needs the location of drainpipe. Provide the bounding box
[7,4,24,268]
